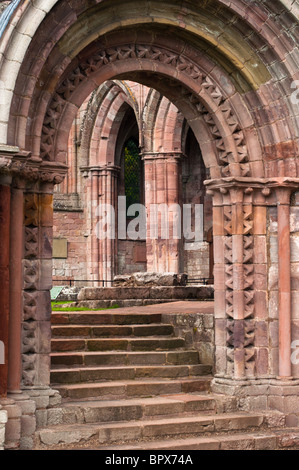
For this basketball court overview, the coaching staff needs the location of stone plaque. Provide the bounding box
[53,238,68,258]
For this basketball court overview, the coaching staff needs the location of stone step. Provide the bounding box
[55,377,212,400]
[51,337,186,353]
[50,364,212,384]
[51,324,174,338]
[35,412,266,449]
[45,394,217,426]
[51,312,162,326]
[51,350,201,367]
[94,430,299,451]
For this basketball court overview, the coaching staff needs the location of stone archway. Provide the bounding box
[15,28,264,392]
[1,1,299,448]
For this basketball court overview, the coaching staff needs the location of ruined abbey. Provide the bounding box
[1,0,299,451]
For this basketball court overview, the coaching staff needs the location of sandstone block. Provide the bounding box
[0,410,7,424]
[21,415,36,437]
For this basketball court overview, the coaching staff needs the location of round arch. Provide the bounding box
[1,1,299,433]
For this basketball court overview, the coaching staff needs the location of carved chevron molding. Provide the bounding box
[40,43,250,176]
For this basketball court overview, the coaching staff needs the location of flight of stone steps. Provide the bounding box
[33,309,299,450]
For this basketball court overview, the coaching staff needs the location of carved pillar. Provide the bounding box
[211,184,255,380]
[20,162,66,391]
[207,176,299,416]
[22,184,54,387]
[0,173,11,398]
[143,152,183,273]
[208,178,275,383]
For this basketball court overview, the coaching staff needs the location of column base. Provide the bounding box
[212,376,299,425]
[0,397,22,449]
[7,391,37,450]
[21,386,62,431]
[0,404,7,450]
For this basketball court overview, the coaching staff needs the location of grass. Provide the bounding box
[51,301,120,312]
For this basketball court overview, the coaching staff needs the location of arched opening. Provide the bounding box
[123,137,143,211]
[116,109,147,275]
[1,3,299,448]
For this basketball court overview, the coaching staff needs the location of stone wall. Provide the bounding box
[76,285,214,309]
[184,241,210,279]
[161,312,214,367]
[118,239,147,275]
[0,407,7,450]
[52,208,87,282]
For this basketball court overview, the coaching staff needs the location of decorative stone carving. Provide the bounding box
[23,291,38,321]
[24,228,39,259]
[22,354,37,387]
[219,187,256,378]
[24,194,39,227]
[40,43,250,178]
[23,260,39,290]
[22,192,40,386]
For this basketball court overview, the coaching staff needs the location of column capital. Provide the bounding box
[82,164,121,176]
[0,148,68,186]
[141,151,185,162]
[0,145,19,182]
[205,176,299,205]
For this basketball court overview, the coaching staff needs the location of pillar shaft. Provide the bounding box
[143,153,182,273]
[0,178,11,397]
[90,165,119,286]
[276,188,292,378]
[8,183,24,393]
[91,170,99,283]
[98,166,119,285]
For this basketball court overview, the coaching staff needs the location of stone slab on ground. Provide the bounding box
[77,287,214,302]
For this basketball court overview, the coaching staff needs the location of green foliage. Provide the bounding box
[51,302,120,312]
[124,138,140,210]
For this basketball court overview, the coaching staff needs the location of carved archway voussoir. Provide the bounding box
[40,40,256,177]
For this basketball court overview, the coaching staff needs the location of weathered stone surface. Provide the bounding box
[77,286,214,302]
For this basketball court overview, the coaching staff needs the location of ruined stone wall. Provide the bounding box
[52,209,87,282]
[118,240,147,275]
[184,242,210,279]
[161,312,214,367]
[0,407,7,450]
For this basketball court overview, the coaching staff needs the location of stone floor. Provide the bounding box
[85,300,214,315]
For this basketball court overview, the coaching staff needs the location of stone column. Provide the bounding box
[0,173,27,450]
[90,168,100,284]
[208,178,276,382]
[211,184,256,381]
[276,187,292,379]
[0,173,11,398]
[21,183,54,388]
[89,165,119,286]
[98,165,119,286]
[8,178,24,394]
[207,176,299,417]
[143,152,183,274]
